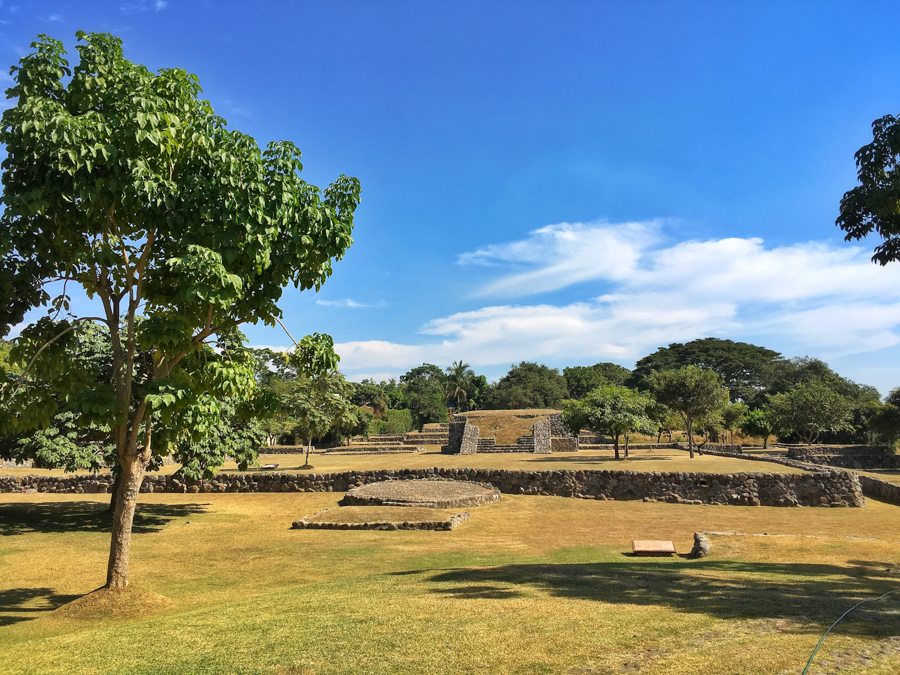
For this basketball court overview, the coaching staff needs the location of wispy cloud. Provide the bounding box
[120,0,168,14]
[222,99,252,118]
[317,298,383,309]
[458,220,662,296]
[48,13,61,21]
[332,224,900,388]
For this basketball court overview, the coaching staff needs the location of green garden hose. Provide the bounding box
[802,588,900,674]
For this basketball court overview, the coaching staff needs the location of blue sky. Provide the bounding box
[5,1,900,391]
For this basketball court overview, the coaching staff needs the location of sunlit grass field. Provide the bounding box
[2,482,900,674]
[0,446,811,478]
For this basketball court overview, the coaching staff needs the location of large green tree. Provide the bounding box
[485,362,569,410]
[649,366,730,458]
[563,362,631,399]
[560,385,654,459]
[837,113,900,264]
[767,382,853,445]
[629,338,781,403]
[0,33,359,589]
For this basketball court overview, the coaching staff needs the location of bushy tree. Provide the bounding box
[869,388,900,449]
[740,409,781,449]
[649,366,730,458]
[370,408,414,435]
[767,382,853,445]
[630,338,781,403]
[721,402,748,445]
[563,363,631,399]
[486,362,569,410]
[0,33,359,589]
[284,372,356,467]
[560,386,654,459]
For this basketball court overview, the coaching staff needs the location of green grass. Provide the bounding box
[2,490,900,674]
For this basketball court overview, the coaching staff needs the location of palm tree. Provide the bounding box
[445,360,474,412]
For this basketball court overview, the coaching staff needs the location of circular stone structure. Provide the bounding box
[339,479,501,509]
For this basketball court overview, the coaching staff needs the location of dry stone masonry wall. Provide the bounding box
[784,446,900,470]
[0,467,864,507]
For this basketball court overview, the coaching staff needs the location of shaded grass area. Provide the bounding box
[1,493,900,673]
[0,501,208,536]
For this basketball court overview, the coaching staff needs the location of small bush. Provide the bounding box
[370,409,414,435]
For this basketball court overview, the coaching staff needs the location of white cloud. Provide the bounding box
[316,298,378,309]
[120,0,167,14]
[223,99,252,118]
[48,13,61,21]
[459,220,659,296]
[333,224,900,386]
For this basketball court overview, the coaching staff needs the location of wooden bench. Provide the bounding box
[631,540,676,556]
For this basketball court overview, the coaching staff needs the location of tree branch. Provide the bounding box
[1,316,110,399]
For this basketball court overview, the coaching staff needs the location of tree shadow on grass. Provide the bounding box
[414,560,900,637]
[0,588,82,626]
[0,501,208,536]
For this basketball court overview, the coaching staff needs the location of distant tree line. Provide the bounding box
[5,334,900,469]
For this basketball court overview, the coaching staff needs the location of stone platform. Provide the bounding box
[339,478,501,509]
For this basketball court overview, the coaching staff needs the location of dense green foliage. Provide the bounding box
[370,408,414,435]
[485,362,569,409]
[0,31,360,588]
[837,113,900,264]
[560,386,654,458]
[563,362,631,399]
[766,382,854,445]
[740,409,781,449]
[649,366,730,456]
[628,338,781,403]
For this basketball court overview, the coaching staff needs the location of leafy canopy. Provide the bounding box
[837,113,900,264]
[767,382,854,445]
[629,338,780,403]
[560,385,654,458]
[0,32,360,588]
[649,365,730,454]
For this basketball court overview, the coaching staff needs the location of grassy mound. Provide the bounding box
[53,586,174,621]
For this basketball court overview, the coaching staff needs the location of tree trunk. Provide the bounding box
[763,434,768,449]
[686,418,695,459]
[107,473,121,514]
[624,434,629,458]
[105,459,145,590]
[657,430,662,444]
[305,440,312,466]
[613,433,620,460]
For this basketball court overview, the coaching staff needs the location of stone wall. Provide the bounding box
[533,419,552,454]
[857,475,900,506]
[548,413,572,438]
[0,467,864,507]
[445,421,479,455]
[551,438,578,452]
[785,446,900,470]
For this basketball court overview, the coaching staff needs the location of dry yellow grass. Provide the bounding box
[1,489,900,674]
[0,447,811,478]
[459,408,558,444]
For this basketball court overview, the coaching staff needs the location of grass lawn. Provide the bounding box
[2,484,900,674]
[0,447,814,478]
